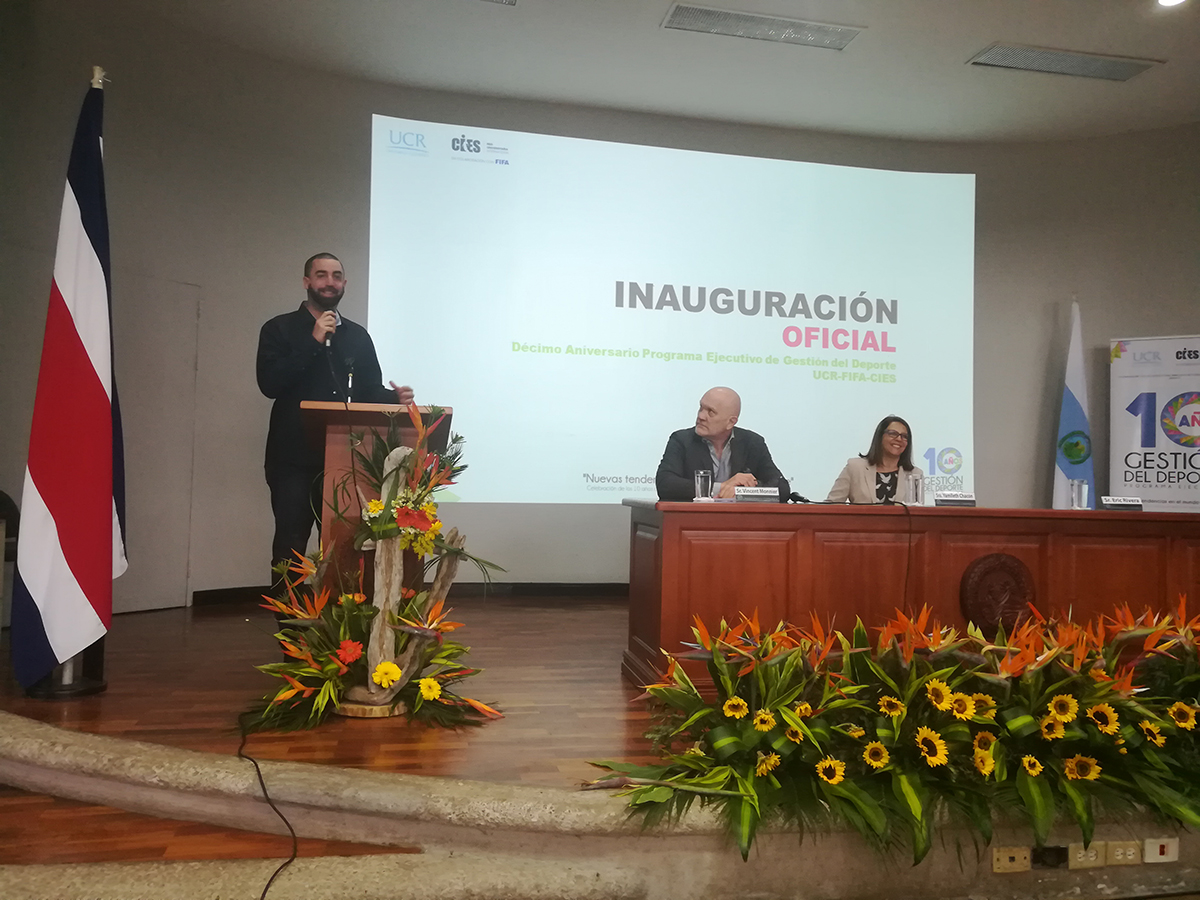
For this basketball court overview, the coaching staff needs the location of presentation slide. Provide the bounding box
[369,115,975,503]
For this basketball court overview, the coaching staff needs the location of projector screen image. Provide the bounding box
[369,115,975,504]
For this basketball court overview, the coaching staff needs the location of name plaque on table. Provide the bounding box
[1100,496,1143,511]
[934,491,976,507]
[734,486,782,503]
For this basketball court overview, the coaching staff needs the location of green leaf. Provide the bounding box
[731,796,760,861]
[822,779,887,838]
[891,771,931,863]
[1058,777,1093,845]
[1003,714,1040,738]
[670,707,714,736]
[1016,766,1054,845]
[707,726,743,760]
[632,785,675,805]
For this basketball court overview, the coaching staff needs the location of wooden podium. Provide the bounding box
[299,402,452,585]
[622,499,1200,687]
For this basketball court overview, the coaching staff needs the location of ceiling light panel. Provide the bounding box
[663,4,861,50]
[968,44,1161,82]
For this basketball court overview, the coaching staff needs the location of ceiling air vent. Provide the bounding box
[663,4,861,50]
[968,44,1161,82]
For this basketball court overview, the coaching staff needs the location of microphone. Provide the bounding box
[324,335,331,348]
[789,492,811,504]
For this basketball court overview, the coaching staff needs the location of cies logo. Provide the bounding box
[451,134,482,153]
[1177,348,1200,360]
[1058,430,1092,465]
[1161,392,1200,448]
[936,448,963,474]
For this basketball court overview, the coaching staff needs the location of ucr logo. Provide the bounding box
[1161,392,1200,448]
[1058,430,1092,465]
[937,448,963,474]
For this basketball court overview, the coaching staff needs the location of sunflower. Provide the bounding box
[1040,715,1065,741]
[1022,755,1044,777]
[926,679,952,711]
[1064,754,1101,781]
[755,752,781,777]
[1087,703,1119,735]
[972,693,997,720]
[794,701,813,718]
[418,677,442,701]
[816,756,846,785]
[878,695,905,716]
[973,731,997,752]
[723,697,749,719]
[1140,720,1166,747]
[1168,702,1197,731]
[846,725,866,738]
[974,749,995,776]
[753,709,777,732]
[1048,694,1079,723]
[863,742,889,769]
[949,693,977,721]
[785,726,805,744]
[915,726,949,767]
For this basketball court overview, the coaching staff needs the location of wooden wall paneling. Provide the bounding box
[810,531,925,628]
[1059,537,1170,619]
[678,529,793,632]
[1171,540,1200,608]
[938,535,1049,625]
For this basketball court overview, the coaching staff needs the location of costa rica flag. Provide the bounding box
[11,80,127,689]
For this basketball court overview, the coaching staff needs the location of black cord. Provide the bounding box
[237,712,298,900]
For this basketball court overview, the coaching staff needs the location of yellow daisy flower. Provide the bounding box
[915,726,948,767]
[1064,754,1101,781]
[1168,702,1197,731]
[878,695,905,716]
[723,697,749,719]
[1022,755,1044,776]
[371,661,402,688]
[949,693,976,721]
[926,679,952,711]
[1139,720,1166,747]
[972,693,997,720]
[755,752,781,777]
[366,498,385,516]
[846,725,866,738]
[973,731,997,752]
[974,749,995,777]
[794,701,813,718]
[418,677,441,701]
[1040,715,1065,741]
[1087,703,1119,735]
[816,756,846,785]
[1048,694,1079,723]
[753,709,777,732]
[863,742,889,769]
[785,726,805,744]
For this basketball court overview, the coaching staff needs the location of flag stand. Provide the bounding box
[24,638,107,699]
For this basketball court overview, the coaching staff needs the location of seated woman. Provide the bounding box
[826,415,923,504]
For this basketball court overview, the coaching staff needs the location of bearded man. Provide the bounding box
[256,252,414,588]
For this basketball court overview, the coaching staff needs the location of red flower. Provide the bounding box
[336,640,363,664]
[393,506,434,531]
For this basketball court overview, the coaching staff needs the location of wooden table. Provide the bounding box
[622,499,1200,686]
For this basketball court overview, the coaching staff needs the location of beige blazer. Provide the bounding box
[826,456,924,504]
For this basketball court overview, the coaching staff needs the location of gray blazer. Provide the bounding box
[826,456,924,504]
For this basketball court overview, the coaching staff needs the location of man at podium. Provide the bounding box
[256,252,414,589]
[655,386,785,501]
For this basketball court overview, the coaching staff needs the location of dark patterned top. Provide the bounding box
[875,471,897,503]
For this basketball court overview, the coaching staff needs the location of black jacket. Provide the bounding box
[256,304,394,469]
[655,426,786,501]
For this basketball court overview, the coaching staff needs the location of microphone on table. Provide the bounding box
[789,492,811,504]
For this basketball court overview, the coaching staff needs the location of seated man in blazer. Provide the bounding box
[655,386,786,501]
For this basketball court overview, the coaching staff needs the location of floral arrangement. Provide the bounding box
[589,599,1200,863]
[245,551,500,732]
[244,404,501,732]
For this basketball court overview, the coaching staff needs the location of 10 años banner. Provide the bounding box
[1110,336,1200,512]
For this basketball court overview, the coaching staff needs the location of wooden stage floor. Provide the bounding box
[0,594,658,864]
